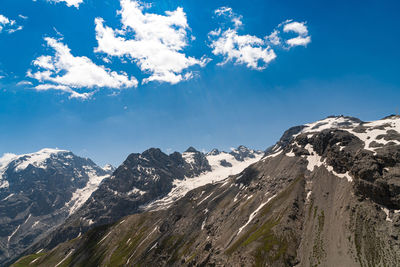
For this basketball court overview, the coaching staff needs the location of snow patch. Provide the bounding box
[149,242,158,251]
[286,150,295,157]
[8,224,21,243]
[55,249,74,267]
[303,144,352,182]
[237,194,276,235]
[201,217,207,230]
[2,193,14,201]
[127,187,146,196]
[97,231,112,245]
[197,192,214,206]
[263,148,282,161]
[306,191,312,201]
[24,214,32,224]
[31,257,40,264]
[382,207,392,222]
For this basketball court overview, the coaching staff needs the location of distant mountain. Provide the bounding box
[0,149,111,265]
[18,146,263,259]
[14,115,400,267]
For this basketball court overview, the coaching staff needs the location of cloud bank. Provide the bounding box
[23,3,311,100]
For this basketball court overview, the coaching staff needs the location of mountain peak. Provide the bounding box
[185,146,199,153]
[103,164,116,173]
[237,145,250,151]
[142,148,163,156]
[208,148,220,155]
[0,148,72,180]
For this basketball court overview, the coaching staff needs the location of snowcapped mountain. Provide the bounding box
[14,115,400,267]
[0,148,111,265]
[23,146,263,257]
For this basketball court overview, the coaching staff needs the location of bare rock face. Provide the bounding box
[12,115,400,267]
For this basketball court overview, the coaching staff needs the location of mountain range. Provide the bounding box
[1,146,262,266]
[6,115,400,266]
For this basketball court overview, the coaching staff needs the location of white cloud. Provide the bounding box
[265,30,281,46]
[209,7,276,70]
[47,0,84,8]
[18,15,29,20]
[27,37,138,99]
[0,15,11,26]
[209,29,276,70]
[210,8,311,70]
[283,21,311,47]
[0,14,22,34]
[94,0,208,85]
[266,20,311,48]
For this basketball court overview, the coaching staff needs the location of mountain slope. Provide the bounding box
[0,149,111,265]
[13,115,400,267]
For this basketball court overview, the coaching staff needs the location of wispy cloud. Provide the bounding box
[27,37,138,99]
[0,14,23,34]
[94,0,209,85]
[16,80,33,86]
[18,14,28,20]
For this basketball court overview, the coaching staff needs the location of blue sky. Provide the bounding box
[0,0,399,166]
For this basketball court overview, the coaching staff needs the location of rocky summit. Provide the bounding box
[11,115,400,267]
[0,149,111,266]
